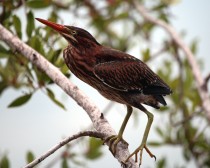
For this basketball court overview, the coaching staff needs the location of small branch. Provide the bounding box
[133,0,210,121]
[172,110,202,127]
[0,24,138,168]
[24,131,105,168]
[147,44,168,63]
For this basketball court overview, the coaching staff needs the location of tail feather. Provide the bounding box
[155,95,167,106]
[143,86,172,95]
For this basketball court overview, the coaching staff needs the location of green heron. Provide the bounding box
[36,18,172,165]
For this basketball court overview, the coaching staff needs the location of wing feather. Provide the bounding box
[93,60,171,95]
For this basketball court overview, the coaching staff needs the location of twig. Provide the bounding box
[0,24,138,168]
[133,0,210,121]
[172,110,202,127]
[147,44,168,63]
[24,131,105,168]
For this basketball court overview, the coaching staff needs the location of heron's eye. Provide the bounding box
[72,30,76,35]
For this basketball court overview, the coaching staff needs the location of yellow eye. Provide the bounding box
[72,31,76,35]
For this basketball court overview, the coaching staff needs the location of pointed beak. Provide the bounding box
[36,18,78,43]
[36,18,65,33]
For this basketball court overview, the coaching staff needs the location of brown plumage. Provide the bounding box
[36,18,172,165]
[63,30,171,109]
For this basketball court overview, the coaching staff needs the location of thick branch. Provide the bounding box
[0,24,138,168]
[133,0,210,121]
[24,131,105,168]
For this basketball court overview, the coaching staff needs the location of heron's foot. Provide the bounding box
[124,143,156,166]
[104,135,128,155]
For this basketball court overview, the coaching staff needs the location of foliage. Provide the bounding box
[0,0,209,167]
[0,0,70,109]
[0,155,10,168]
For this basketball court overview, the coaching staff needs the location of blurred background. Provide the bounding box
[0,0,210,167]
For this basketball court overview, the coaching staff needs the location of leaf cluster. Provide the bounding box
[0,0,71,109]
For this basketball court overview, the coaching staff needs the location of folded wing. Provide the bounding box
[93,60,172,96]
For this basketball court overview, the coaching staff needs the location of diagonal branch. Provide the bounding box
[133,0,210,121]
[24,131,105,168]
[0,24,138,168]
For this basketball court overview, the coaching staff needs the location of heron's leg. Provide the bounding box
[105,105,133,155]
[125,104,156,166]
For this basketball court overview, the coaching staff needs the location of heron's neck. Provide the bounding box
[68,41,100,56]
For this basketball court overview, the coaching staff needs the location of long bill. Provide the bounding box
[36,18,65,32]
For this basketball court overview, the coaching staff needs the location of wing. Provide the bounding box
[93,59,172,95]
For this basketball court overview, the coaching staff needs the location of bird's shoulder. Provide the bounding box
[95,47,138,63]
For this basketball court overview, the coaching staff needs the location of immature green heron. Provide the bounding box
[36,18,172,165]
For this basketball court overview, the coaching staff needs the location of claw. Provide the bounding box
[103,135,128,155]
[103,135,115,145]
[145,146,156,161]
[124,144,156,166]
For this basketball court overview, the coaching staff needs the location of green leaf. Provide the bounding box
[157,157,166,168]
[26,151,35,163]
[159,12,169,23]
[190,39,198,54]
[0,44,9,58]
[159,106,169,112]
[142,48,150,62]
[28,36,45,55]
[183,148,191,161]
[152,4,167,11]
[142,22,154,33]
[61,158,68,168]
[60,65,71,78]
[8,94,32,107]
[0,81,7,95]
[48,49,62,63]
[147,141,163,147]
[48,10,58,23]
[85,138,103,160]
[46,88,66,110]
[113,12,129,21]
[13,15,22,38]
[155,127,164,137]
[26,11,35,38]
[0,155,10,168]
[26,0,51,9]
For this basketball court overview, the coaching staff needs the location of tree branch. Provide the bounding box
[0,24,138,168]
[133,0,210,121]
[24,131,105,168]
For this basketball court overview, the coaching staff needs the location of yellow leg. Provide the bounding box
[125,105,156,166]
[105,105,132,155]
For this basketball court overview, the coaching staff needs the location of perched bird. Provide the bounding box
[36,18,172,165]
